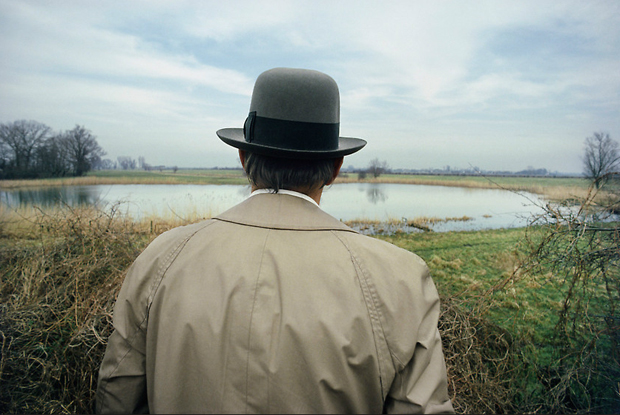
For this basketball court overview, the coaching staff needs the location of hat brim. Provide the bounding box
[217,128,366,159]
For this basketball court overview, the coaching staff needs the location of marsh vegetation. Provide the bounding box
[0,173,617,413]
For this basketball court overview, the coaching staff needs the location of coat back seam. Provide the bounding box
[331,231,398,400]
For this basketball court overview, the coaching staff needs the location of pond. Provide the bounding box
[0,183,547,232]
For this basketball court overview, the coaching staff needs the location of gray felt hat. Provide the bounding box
[217,67,367,159]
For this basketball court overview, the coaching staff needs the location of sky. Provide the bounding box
[1,1,618,173]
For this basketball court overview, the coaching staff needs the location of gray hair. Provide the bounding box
[243,152,337,192]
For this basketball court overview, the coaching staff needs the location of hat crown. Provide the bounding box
[250,68,339,124]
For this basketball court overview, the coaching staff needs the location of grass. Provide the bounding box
[0,168,249,189]
[380,223,620,413]
[1,203,616,413]
[0,205,196,413]
[344,215,474,233]
[377,227,563,345]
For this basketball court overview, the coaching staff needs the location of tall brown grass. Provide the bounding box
[0,169,248,189]
[0,176,145,189]
[0,205,195,413]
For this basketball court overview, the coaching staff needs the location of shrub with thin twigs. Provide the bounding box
[515,175,620,414]
[439,296,519,414]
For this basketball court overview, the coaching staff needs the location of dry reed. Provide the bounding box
[334,174,587,199]
[345,215,473,233]
[0,170,247,189]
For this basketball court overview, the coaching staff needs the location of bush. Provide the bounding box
[439,296,519,414]
[518,181,620,413]
[0,205,149,413]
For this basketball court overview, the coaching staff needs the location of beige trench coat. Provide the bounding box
[96,193,454,414]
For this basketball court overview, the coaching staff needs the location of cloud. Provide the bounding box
[0,1,254,96]
[0,0,618,172]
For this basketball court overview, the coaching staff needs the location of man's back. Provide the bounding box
[96,193,453,413]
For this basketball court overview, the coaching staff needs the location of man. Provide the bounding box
[96,68,454,414]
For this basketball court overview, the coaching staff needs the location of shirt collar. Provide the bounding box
[250,188,320,208]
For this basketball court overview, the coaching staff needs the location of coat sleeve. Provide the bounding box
[95,233,169,414]
[383,260,454,414]
[383,326,454,414]
[95,252,152,414]
[95,329,149,414]
[337,232,455,413]
[96,221,214,414]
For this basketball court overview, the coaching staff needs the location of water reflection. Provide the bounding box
[1,183,548,232]
[366,185,387,204]
[1,186,102,207]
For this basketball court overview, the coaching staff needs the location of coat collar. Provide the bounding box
[250,188,319,208]
[215,192,356,232]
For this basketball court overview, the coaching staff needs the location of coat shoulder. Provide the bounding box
[143,219,217,256]
[333,231,439,368]
[336,231,429,274]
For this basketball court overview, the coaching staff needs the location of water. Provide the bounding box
[322,183,544,231]
[0,183,547,232]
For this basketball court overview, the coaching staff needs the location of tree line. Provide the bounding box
[0,120,106,180]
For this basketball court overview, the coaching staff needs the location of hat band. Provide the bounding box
[244,112,339,151]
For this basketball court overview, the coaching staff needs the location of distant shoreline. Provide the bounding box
[0,168,592,201]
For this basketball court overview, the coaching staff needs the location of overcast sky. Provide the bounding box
[1,0,618,173]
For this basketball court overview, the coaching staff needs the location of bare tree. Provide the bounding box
[0,120,51,176]
[583,132,620,188]
[0,131,9,173]
[98,158,116,170]
[34,134,71,177]
[0,120,109,178]
[368,158,389,178]
[63,125,106,176]
[117,156,137,170]
[139,156,153,171]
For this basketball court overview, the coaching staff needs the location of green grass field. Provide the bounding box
[379,228,563,345]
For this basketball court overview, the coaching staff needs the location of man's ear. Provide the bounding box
[327,157,344,186]
[239,150,246,170]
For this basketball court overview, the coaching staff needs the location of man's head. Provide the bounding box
[239,150,343,194]
[217,67,365,197]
